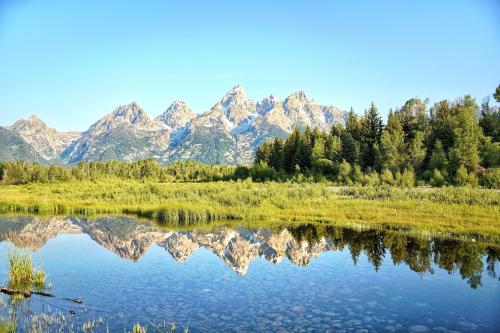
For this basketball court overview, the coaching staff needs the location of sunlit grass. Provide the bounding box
[131,323,147,333]
[0,179,498,242]
[129,322,188,333]
[7,249,46,291]
[0,319,16,333]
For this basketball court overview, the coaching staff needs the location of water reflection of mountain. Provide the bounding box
[0,216,498,287]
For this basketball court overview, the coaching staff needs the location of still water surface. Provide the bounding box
[0,216,498,332]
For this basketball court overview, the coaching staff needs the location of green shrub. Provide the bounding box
[454,165,469,186]
[250,162,277,182]
[363,171,380,187]
[337,160,352,185]
[351,165,364,184]
[233,166,250,180]
[430,169,446,187]
[380,169,395,186]
[480,168,500,189]
[400,169,415,188]
[313,158,336,175]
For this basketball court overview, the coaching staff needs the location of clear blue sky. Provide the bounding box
[1,0,499,131]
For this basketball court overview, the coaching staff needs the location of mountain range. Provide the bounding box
[0,216,346,275]
[0,85,345,165]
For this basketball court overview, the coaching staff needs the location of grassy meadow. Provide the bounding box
[0,178,498,242]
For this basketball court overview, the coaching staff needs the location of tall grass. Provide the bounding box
[7,249,46,291]
[339,186,500,206]
[0,319,16,333]
[129,322,188,333]
[0,179,498,241]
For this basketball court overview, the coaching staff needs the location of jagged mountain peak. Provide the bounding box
[62,102,170,164]
[219,85,248,107]
[257,94,282,115]
[87,102,167,134]
[228,84,245,95]
[8,115,80,160]
[110,102,148,122]
[285,91,309,103]
[156,100,197,130]
[12,115,49,130]
[28,114,43,122]
[170,100,189,107]
[213,84,256,125]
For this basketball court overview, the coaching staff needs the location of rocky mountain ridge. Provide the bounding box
[8,115,80,160]
[0,216,337,274]
[1,86,345,165]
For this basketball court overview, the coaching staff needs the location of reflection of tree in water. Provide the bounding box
[433,239,484,288]
[486,247,500,280]
[285,224,499,288]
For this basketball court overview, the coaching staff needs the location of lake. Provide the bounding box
[0,215,499,332]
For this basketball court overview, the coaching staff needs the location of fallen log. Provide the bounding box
[0,287,31,298]
[1,286,79,304]
[0,287,54,298]
[63,297,83,304]
[32,290,55,297]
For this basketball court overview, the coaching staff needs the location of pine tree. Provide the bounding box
[380,113,406,173]
[283,128,301,173]
[396,98,427,142]
[311,137,325,162]
[254,141,272,165]
[360,103,383,170]
[429,100,455,152]
[408,130,426,171]
[429,140,448,172]
[324,135,341,162]
[494,83,500,103]
[269,138,285,170]
[479,98,500,142]
[295,127,313,170]
[448,96,481,173]
[330,123,344,137]
[345,107,361,141]
[340,131,359,165]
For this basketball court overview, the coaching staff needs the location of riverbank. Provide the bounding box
[0,179,499,242]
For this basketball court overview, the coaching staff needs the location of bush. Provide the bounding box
[454,164,477,187]
[480,168,500,189]
[313,158,336,175]
[454,165,469,186]
[337,160,352,185]
[467,172,478,188]
[481,139,500,168]
[250,162,278,182]
[399,168,415,188]
[430,169,446,187]
[363,171,380,187]
[233,166,250,180]
[351,165,364,184]
[380,169,395,186]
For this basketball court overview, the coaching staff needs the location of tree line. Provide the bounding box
[253,86,500,188]
[0,160,235,184]
[287,223,498,288]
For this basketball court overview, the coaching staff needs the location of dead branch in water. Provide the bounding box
[0,286,55,298]
[63,297,83,304]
